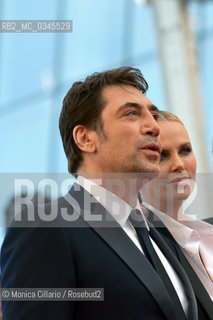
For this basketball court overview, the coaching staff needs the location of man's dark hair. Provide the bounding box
[59,66,149,173]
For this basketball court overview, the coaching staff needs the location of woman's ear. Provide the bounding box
[73,125,97,153]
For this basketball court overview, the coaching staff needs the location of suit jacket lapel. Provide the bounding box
[146,209,213,319]
[68,184,178,320]
[86,207,179,320]
[149,223,198,320]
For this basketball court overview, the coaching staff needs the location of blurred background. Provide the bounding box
[0,0,213,245]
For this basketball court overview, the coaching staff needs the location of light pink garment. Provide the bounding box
[143,202,213,298]
[182,219,213,282]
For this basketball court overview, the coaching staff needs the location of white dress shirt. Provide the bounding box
[143,202,213,300]
[76,176,189,315]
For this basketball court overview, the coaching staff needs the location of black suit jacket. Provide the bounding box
[1,183,212,319]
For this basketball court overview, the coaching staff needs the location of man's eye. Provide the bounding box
[125,110,138,116]
[152,113,159,121]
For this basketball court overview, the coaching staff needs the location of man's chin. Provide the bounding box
[137,156,160,173]
[138,162,160,180]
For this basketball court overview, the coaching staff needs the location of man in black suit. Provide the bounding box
[1,67,212,319]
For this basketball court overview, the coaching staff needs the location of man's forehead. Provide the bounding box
[102,84,153,107]
[101,85,159,118]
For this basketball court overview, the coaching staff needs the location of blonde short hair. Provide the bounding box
[158,110,184,126]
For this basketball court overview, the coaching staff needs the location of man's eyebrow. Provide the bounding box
[148,104,159,113]
[116,102,159,114]
[116,103,141,113]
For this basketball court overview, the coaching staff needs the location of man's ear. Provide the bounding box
[73,125,97,153]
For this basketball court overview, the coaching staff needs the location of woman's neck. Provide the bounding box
[160,200,184,222]
[147,196,184,222]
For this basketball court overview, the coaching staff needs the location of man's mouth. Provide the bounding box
[141,143,161,156]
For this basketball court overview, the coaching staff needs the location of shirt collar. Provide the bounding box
[76,175,147,227]
[143,202,200,249]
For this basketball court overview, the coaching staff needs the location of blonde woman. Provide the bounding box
[141,111,213,303]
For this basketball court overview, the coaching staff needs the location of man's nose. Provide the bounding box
[141,113,160,137]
